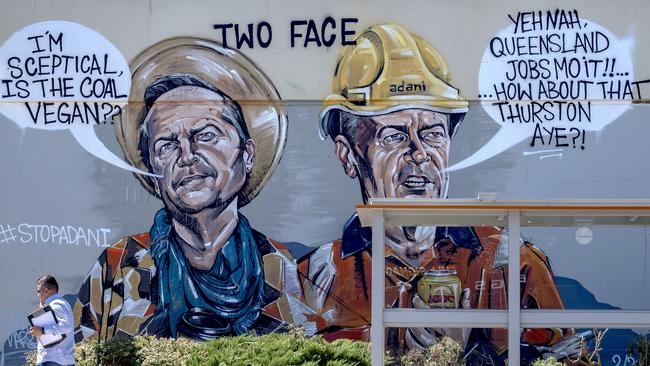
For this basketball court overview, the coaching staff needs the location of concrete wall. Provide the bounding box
[1,1,649,365]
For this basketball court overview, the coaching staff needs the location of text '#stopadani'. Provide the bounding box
[0,223,111,247]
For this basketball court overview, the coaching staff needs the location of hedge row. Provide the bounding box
[25,331,594,365]
[25,331,373,366]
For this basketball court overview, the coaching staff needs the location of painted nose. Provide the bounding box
[410,147,430,164]
[178,140,199,167]
[406,138,431,164]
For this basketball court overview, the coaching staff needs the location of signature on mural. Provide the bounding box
[611,354,636,365]
[0,314,37,366]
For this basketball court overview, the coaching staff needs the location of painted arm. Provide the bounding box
[297,241,373,339]
[520,242,571,346]
[73,252,108,340]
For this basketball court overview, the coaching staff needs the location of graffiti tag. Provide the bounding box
[0,223,111,247]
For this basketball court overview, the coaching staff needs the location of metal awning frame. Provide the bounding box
[358,198,650,366]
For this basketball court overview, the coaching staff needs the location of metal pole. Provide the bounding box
[371,210,385,366]
[508,210,521,365]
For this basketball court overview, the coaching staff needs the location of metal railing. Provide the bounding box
[356,198,650,366]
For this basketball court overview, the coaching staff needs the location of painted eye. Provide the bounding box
[421,130,445,142]
[195,131,217,142]
[382,132,408,145]
[158,142,178,154]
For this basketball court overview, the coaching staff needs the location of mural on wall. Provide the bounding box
[300,24,576,365]
[0,20,153,175]
[454,9,648,170]
[72,38,317,340]
[1,6,649,366]
[69,25,580,365]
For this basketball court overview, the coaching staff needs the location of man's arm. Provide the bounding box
[44,300,74,335]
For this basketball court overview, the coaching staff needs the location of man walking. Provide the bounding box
[30,275,75,366]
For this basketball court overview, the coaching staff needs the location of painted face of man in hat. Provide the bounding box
[334,108,451,257]
[140,78,256,270]
[147,86,255,213]
[133,74,274,340]
[73,40,300,343]
[318,21,469,263]
[334,109,451,201]
[333,109,451,259]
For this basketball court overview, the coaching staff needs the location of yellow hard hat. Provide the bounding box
[319,24,468,139]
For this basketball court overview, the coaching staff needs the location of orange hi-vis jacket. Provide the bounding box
[297,215,570,356]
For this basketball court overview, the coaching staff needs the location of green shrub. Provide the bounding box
[189,333,370,366]
[24,336,206,366]
[25,332,369,366]
[531,357,564,366]
[627,334,650,366]
[134,336,209,366]
[95,338,140,366]
[399,336,465,366]
[25,332,470,365]
[75,340,101,366]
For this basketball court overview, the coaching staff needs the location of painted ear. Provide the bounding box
[243,139,256,174]
[334,135,359,179]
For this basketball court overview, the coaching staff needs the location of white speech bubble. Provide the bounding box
[0,20,155,176]
[448,10,637,171]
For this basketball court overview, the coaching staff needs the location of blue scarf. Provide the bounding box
[149,209,266,337]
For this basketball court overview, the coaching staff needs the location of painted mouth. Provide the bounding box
[178,174,207,187]
[401,175,433,189]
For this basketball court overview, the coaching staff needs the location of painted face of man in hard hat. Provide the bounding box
[335,109,450,200]
[333,109,451,259]
[316,21,470,263]
[304,24,571,364]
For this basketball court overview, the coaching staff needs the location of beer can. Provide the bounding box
[416,269,462,308]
